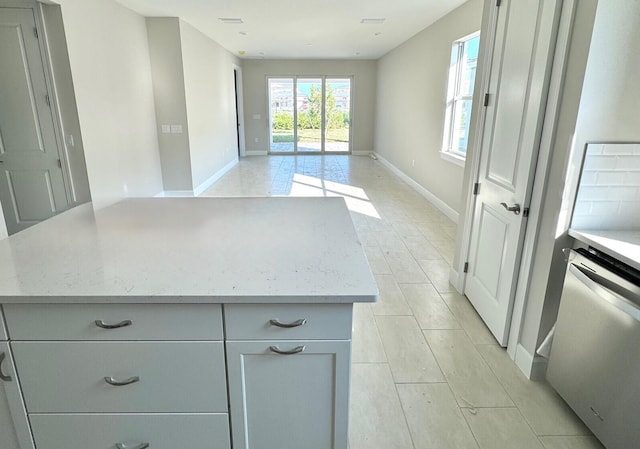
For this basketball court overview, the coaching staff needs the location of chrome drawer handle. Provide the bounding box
[269,345,305,355]
[95,319,133,329]
[116,443,149,449]
[0,352,12,382]
[104,376,140,386]
[269,318,307,328]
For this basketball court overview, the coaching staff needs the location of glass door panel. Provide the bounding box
[324,78,351,153]
[269,78,295,153]
[296,78,322,153]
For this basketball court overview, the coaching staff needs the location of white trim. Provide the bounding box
[374,153,459,224]
[439,151,465,167]
[352,151,373,157]
[193,158,238,196]
[245,150,268,156]
[514,344,547,380]
[233,64,246,158]
[449,267,462,294]
[507,0,578,361]
[155,190,194,198]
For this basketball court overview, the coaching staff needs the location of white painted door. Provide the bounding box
[0,7,68,235]
[226,340,351,449]
[0,342,35,449]
[464,0,562,346]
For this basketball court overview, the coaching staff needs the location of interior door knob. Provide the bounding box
[500,202,521,215]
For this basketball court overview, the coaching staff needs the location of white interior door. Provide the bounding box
[0,7,68,235]
[464,0,562,346]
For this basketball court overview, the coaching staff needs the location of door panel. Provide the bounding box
[296,78,322,153]
[0,7,68,234]
[465,0,562,345]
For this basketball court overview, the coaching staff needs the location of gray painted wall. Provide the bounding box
[241,59,377,154]
[374,0,483,214]
[146,18,192,191]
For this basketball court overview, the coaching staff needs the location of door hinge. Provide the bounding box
[523,207,530,218]
[57,159,62,169]
[496,0,502,7]
[34,27,38,38]
[463,262,469,273]
[483,93,490,107]
[45,94,51,107]
[472,182,480,195]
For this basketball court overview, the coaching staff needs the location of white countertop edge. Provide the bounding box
[569,229,640,271]
[0,294,379,304]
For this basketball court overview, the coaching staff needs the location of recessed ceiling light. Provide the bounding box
[307,43,313,47]
[361,18,385,24]
[259,52,265,55]
[238,50,246,55]
[374,32,382,36]
[355,52,361,56]
[239,31,248,36]
[219,18,244,24]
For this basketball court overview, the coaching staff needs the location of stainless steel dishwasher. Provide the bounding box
[547,248,640,449]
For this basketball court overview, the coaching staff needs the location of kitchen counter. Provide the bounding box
[569,228,640,271]
[0,197,378,303]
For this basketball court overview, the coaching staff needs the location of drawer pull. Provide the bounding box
[269,345,306,355]
[0,352,12,382]
[95,319,133,329]
[116,443,149,449]
[104,376,140,386]
[269,318,307,328]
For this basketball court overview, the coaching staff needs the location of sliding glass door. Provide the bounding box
[269,76,351,154]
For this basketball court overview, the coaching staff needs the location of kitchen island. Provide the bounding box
[0,197,378,449]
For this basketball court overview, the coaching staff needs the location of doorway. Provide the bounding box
[268,76,352,155]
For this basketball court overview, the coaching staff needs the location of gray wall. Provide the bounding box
[55,0,164,208]
[374,0,483,214]
[180,20,240,190]
[146,18,192,191]
[241,59,377,154]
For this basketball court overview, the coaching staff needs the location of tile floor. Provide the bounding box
[202,155,604,449]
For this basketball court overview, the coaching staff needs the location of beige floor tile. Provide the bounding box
[425,330,513,408]
[477,345,590,436]
[402,235,443,260]
[399,283,460,330]
[363,246,392,275]
[375,316,444,383]
[417,259,456,293]
[384,250,429,283]
[463,408,544,449]
[539,436,605,449]
[374,230,408,252]
[356,230,379,247]
[352,303,387,363]
[371,274,412,316]
[441,292,497,345]
[397,383,479,449]
[349,363,414,449]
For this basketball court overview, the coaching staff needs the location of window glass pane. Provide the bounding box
[460,35,480,97]
[296,78,322,152]
[451,99,473,153]
[269,78,294,153]
[325,78,350,153]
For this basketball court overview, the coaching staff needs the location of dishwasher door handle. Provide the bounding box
[570,264,640,322]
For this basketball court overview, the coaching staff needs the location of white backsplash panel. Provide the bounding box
[572,143,640,230]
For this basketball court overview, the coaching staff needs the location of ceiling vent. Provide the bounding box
[360,18,385,24]
[219,18,244,24]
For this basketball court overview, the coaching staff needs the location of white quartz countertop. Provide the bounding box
[569,229,640,271]
[0,198,378,303]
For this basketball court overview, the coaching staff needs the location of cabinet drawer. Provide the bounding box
[30,413,230,449]
[4,304,223,340]
[224,304,352,340]
[12,341,227,413]
[0,306,7,340]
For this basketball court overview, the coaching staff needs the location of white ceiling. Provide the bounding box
[115,0,469,59]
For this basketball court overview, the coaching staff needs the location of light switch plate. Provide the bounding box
[161,124,171,134]
[170,124,183,134]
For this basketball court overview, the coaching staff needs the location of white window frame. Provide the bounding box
[441,31,480,166]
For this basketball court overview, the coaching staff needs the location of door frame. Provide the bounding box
[233,64,246,158]
[453,0,578,368]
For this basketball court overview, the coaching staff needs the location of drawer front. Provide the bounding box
[0,306,7,340]
[224,304,352,340]
[12,341,227,413]
[4,304,223,340]
[30,413,230,449]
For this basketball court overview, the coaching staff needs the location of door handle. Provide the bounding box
[0,352,12,382]
[500,202,521,215]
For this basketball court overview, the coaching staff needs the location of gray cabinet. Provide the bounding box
[0,342,35,449]
[226,340,351,449]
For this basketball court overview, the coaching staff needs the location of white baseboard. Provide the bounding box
[193,158,238,196]
[374,153,459,224]
[352,151,373,157]
[514,343,547,380]
[449,267,464,294]
[155,190,194,198]
[245,150,268,156]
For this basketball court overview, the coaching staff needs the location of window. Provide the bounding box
[441,31,480,165]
